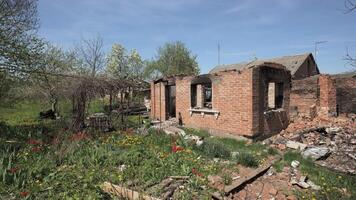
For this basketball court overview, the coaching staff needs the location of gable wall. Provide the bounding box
[293,56,319,79]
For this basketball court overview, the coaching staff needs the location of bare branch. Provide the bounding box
[345,0,356,13]
[344,47,356,68]
[76,35,105,77]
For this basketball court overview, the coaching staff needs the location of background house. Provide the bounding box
[210,53,319,80]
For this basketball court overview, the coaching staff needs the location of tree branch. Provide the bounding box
[345,0,356,13]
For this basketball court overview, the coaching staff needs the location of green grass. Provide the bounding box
[275,151,356,200]
[195,138,231,159]
[0,101,45,125]
[0,123,224,199]
[235,152,259,168]
[0,99,105,126]
[182,127,210,138]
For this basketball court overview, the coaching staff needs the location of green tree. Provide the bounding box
[106,44,145,79]
[128,49,145,79]
[106,44,129,78]
[0,0,44,75]
[146,41,200,77]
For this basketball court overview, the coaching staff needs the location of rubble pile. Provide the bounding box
[228,166,301,200]
[153,118,204,146]
[268,115,356,174]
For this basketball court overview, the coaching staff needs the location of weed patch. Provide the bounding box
[195,138,231,159]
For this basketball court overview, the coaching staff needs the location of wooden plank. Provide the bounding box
[102,181,161,200]
[212,156,282,199]
[224,156,281,193]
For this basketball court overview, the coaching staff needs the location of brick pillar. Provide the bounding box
[196,84,203,108]
[319,75,337,117]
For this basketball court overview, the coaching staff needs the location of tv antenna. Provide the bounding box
[218,42,221,66]
[314,41,327,61]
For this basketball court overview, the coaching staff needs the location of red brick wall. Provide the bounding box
[319,75,337,117]
[176,69,256,137]
[289,74,339,118]
[151,66,291,138]
[254,67,291,136]
[289,75,319,118]
[333,73,356,114]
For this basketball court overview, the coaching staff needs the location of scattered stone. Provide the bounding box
[306,180,321,190]
[266,168,274,176]
[291,160,300,168]
[196,139,204,146]
[232,176,240,180]
[302,146,330,160]
[286,141,307,151]
[292,180,310,189]
[299,175,307,182]
[277,143,286,150]
[163,126,185,136]
[325,127,342,134]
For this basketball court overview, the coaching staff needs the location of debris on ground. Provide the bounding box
[153,118,205,146]
[302,146,330,161]
[267,115,356,174]
[291,160,300,168]
[101,181,161,200]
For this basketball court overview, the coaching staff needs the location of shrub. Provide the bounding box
[197,139,231,159]
[267,147,279,155]
[235,152,259,168]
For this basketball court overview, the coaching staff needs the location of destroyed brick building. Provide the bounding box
[151,62,291,138]
[150,53,355,139]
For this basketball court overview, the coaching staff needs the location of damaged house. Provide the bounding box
[151,62,291,139]
[210,53,338,118]
[150,52,346,139]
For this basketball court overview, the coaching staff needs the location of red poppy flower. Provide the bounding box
[191,168,202,177]
[20,191,29,197]
[28,139,42,145]
[7,167,18,173]
[172,145,184,153]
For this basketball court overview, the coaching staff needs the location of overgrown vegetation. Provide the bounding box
[274,151,356,200]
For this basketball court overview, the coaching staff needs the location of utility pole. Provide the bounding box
[314,41,327,61]
[218,42,221,66]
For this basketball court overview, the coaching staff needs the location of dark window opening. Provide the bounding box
[203,83,212,109]
[275,83,284,108]
[190,75,213,109]
[191,85,197,108]
[166,85,176,118]
[191,83,213,109]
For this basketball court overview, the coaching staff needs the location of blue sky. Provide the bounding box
[38,0,356,74]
